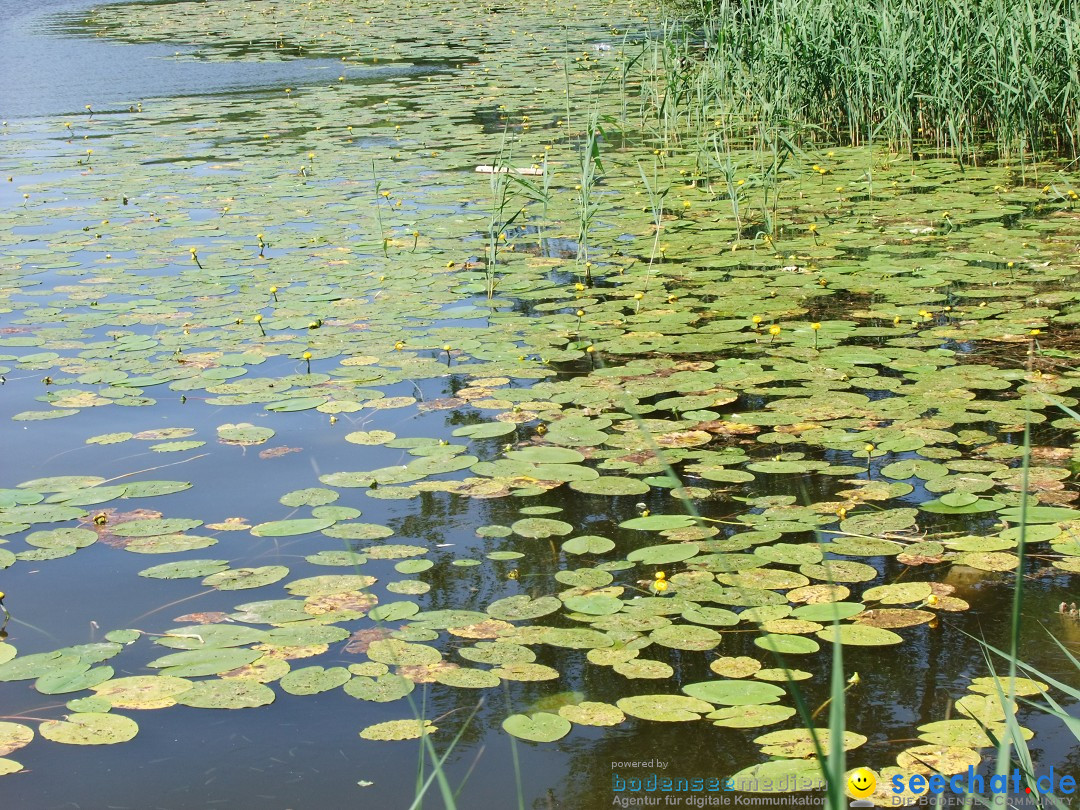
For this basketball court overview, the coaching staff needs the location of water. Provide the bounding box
[0,0,435,119]
[1,0,1079,807]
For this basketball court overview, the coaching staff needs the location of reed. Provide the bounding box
[651,0,1080,162]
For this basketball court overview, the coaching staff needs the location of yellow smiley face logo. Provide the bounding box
[847,768,876,799]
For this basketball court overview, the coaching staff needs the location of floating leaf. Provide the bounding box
[217,423,275,446]
[203,566,289,590]
[490,663,560,682]
[110,518,203,537]
[619,515,696,531]
[815,625,904,646]
[558,702,625,726]
[139,559,229,579]
[683,680,785,706]
[754,634,821,655]
[562,595,623,615]
[434,668,501,688]
[148,648,261,677]
[895,745,981,775]
[0,723,33,756]
[569,477,651,495]
[487,595,561,621]
[502,712,572,742]
[649,625,722,651]
[628,543,700,565]
[343,674,415,702]
[0,758,22,776]
[511,518,573,538]
[755,728,866,758]
[360,719,437,741]
[250,518,335,537]
[92,676,194,710]
[279,488,339,507]
[709,704,796,728]
[39,713,138,745]
[367,640,441,666]
[176,679,275,709]
[616,694,714,722]
[36,666,114,695]
[561,535,616,555]
[862,582,932,604]
[727,759,824,792]
[613,659,674,679]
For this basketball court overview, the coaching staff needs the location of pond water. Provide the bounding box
[1,0,1080,807]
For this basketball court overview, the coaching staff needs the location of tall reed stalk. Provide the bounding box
[649,0,1080,162]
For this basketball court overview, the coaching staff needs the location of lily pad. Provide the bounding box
[203,566,290,590]
[815,625,904,646]
[250,518,335,537]
[39,713,138,745]
[175,679,276,709]
[558,702,625,726]
[502,712,572,742]
[359,719,437,741]
[616,694,714,722]
[682,680,785,706]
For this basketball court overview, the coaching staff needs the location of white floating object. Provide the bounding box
[474,165,544,176]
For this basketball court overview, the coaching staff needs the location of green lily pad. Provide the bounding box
[709,704,797,728]
[111,518,203,537]
[435,667,502,688]
[175,679,276,709]
[148,648,261,677]
[91,676,194,709]
[616,694,714,722]
[511,518,573,538]
[203,566,290,590]
[278,666,352,696]
[25,528,97,549]
[359,719,437,741]
[649,625,722,651]
[250,518,336,537]
[502,712,572,742]
[683,680,785,706]
[754,634,821,655]
[343,674,415,702]
[562,595,623,615]
[558,701,625,726]
[619,515,696,531]
[628,543,700,565]
[728,758,824,791]
[561,535,616,555]
[815,625,904,646]
[755,727,866,758]
[490,663,561,681]
[366,640,441,666]
[0,723,33,756]
[487,595,562,621]
[613,659,674,679]
[36,666,114,695]
[279,488,339,507]
[139,559,230,579]
[862,582,932,604]
[217,423,276,445]
[39,713,138,745]
[569,477,651,495]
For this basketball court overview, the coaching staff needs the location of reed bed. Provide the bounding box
[648,0,1080,162]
